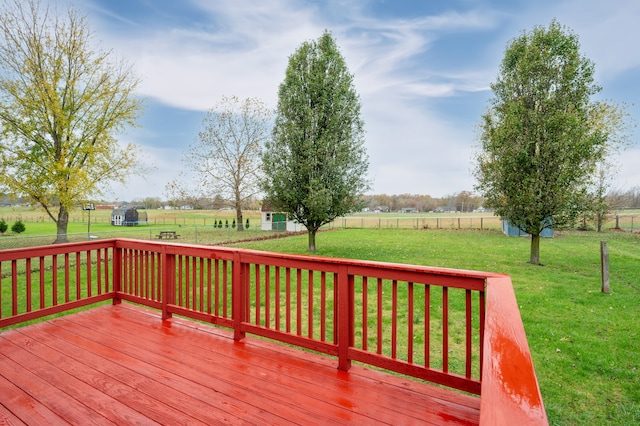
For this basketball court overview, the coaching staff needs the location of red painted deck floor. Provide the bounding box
[0,303,480,425]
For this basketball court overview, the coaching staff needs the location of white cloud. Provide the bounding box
[76,0,640,200]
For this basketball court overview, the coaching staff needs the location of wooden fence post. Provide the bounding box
[601,241,610,294]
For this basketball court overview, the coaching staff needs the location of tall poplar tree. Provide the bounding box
[474,20,611,264]
[263,31,369,251]
[0,0,143,243]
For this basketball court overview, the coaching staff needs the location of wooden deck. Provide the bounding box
[0,303,480,425]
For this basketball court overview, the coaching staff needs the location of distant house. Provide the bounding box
[111,207,148,226]
[260,202,306,232]
[400,208,418,213]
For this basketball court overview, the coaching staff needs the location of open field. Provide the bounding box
[231,228,640,425]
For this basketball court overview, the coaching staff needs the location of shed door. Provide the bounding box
[272,214,286,231]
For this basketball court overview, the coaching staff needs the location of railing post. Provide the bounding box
[337,264,352,371]
[112,245,122,305]
[161,247,175,320]
[232,251,246,341]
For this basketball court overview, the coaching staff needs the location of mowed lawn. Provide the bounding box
[232,228,640,425]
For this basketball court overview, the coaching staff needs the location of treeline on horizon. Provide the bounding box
[4,187,640,213]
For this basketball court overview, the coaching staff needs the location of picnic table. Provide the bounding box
[156,231,180,240]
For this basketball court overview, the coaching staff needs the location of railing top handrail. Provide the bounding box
[112,238,506,283]
[480,276,548,425]
[0,238,119,261]
[0,237,506,287]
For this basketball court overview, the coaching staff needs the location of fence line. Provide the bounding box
[0,214,637,251]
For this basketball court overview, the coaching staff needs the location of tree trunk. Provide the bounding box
[596,212,603,232]
[529,233,541,265]
[236,206,244,231]
[54,206,69,244]
[308,229,317,252]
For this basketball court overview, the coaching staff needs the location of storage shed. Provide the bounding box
[111,207,148,226]
[502,219,553,238]
[261,202,306,232]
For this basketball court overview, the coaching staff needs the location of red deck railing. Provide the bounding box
[0,238,548,425]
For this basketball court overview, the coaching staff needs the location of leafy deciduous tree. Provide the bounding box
[0,0,143,243]
[474,20,607,264]
[584,102,634,231]
[182,96,271,231]
[262,31,369,251]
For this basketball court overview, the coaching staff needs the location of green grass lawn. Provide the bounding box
[231,228,640,425]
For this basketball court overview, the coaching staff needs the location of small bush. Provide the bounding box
[0,219,7,233]
[11,220,25,234]
[245,218,250,229]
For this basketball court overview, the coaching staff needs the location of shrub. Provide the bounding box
[245,218,250,229]
[0,219,7,233]
[11,220,25,234]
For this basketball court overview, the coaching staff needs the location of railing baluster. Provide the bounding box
[362,276,368,351]
[321,271,327,342]
[64,253,70,303]
[255,264,261,325]
[26,258,32,313]
[11,260,18,316]
[308,270,313,339]
[391,280,397,359]
[178,255,183,307]
[52,255,58,306]
[214,260,220,316]
[442,286,449,373]
[86,251,92,298]
[286,267,291,333]
[408,281,414,364]
[97,250,102,295]
[296,269,302,336]
[144,251,150,299]
[104,248,111,295]
[222,260,228,318]
[265,265,271,329]
[206,258,211,314]
[76,252,81,300]
[480,289,486,377]
[425,284,430,368]
[39,257,45,309]
[191,257,197,311]
[466,289,472,379]
[275,266,281,331]
[376,277,383,355]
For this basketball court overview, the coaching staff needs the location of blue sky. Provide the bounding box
[61,0,640,201]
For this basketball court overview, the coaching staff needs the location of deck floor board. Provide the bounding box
[0,303,480,425]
